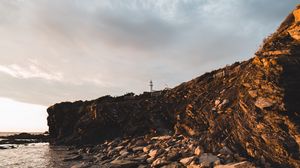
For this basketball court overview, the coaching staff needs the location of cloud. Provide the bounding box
[0,0,298,105]
[0,63,63,81]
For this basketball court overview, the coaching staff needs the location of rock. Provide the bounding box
[214,161,255,168]
[143,146,151,153]
[110,160,139,168]
[166,151,182,161]
[293,8,300,22]
[0,146,8,150]
[162,163,185,168]
[151,158,169,167]
[248,90,258,98]
[70,162,90,168]
[187,165,202,168]
[132,146,144,152]
[119,149,129,157]
[199,153,219,167]
[219,146,232,155]
[215,99,221,106]
[179,156,195,165]
[135,139,147,146]
[288,26,300,41]
[218,99,229,109]
[63,155,83,162]
[255,97,274,109]
[151,135,172,141]
[194,146,203,156]
[148,149,159,158]
[146,157,155,163]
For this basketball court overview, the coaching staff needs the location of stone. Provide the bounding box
[166,151,182,161]
[187,165,202,168]
[288,26,300,41]
[255,97,274,109]
[114,146,124,151]
[151,158,169,167]
[293,8,300,22]
[219,146,233,155]
[63,155,83,162]
[132,146,144,152]
[148,149,159,158]
[214,161,255,168]
[248,90,258,98]
[143,146,151,153]
[162,163,185,168]
[0,146,8,150]
[135,139,147,146]
[151,135,172,141]
[194,146,203,156]
[70,162,89,168]
[179,156,195,165]
[119,149,129,157]
[146,157,155,163]
[199,153,220,167]
[215,99,221,106]
[110,160,139,168]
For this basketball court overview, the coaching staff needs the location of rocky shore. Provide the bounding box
[0,132,49,147]
[65,134,256,168]
[47,5,300,168]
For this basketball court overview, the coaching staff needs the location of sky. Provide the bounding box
[0,0,298,132]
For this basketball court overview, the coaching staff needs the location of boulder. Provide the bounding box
[254,97,274,109]
[199,153,220,167]
[110,160,139,168]
[214,161,255,168]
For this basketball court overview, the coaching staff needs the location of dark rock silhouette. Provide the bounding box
[47,6,300,167]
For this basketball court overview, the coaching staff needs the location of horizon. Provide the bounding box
[0,0,299,132]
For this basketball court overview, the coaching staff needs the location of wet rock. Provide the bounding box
[0,146,8,150]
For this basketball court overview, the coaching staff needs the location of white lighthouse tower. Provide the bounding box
[149,80,153,92]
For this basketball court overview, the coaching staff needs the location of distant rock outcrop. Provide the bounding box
[48,6,300,167]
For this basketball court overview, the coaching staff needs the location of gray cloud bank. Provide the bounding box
[0,0,298,105]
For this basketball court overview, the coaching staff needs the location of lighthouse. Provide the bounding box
[149,80,153,92]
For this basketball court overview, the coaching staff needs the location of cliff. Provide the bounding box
[47,6,300,167]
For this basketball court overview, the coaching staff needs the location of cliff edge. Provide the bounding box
[47,6,300,167]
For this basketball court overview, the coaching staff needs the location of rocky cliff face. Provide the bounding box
[48,6,300,167]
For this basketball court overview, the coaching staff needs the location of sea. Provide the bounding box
[0,132,79,168]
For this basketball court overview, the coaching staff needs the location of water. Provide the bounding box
[0,143,81,168]
[0,132,80,168]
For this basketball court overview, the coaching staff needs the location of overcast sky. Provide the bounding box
[0,0,298,132]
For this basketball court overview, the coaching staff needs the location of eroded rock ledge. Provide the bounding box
[48,6,300,168]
